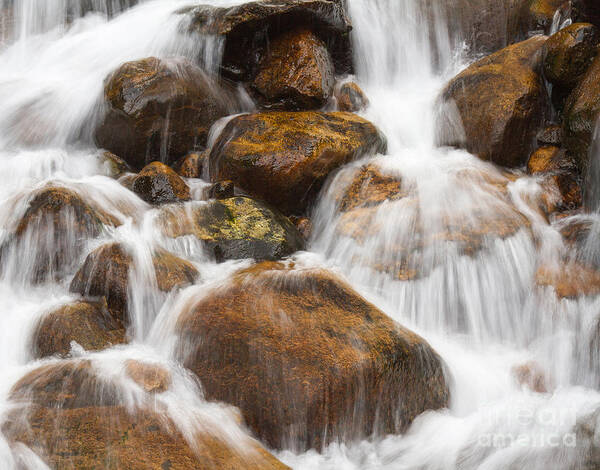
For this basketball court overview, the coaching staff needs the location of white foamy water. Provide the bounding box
[0,0,598,468]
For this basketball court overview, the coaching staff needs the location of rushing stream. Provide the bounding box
[1,0,600,468]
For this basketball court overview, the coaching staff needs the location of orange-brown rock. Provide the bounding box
[176,262,449,450]
[543,23,599,87]
[209,111,387,214]
[335,81,369,112]
[95,57,237,170]
[132,161,191,205]
[289,216,313,240]
[437,36,549,168]
[252,28,334,110]
[334,161,406,212]
[182,0,352,80]
[208,180,235,200]
[0,186,120,282]
[157,197,304,261]
[70,243,198,319]
[535,262,600,298]
[527,146,582,211]
[3,361,288,469]
[520,0,569,34]
[174,151,206,178]
[124,359,171,394]
[563,52,600,171]
[33,300,126,358]
[118,173,137,191]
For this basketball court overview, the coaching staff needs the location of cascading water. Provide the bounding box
[0,0,599,469]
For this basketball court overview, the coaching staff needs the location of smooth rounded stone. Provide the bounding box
[173,151,206,179]
[252,28,334,110]
[335,81,369,112]
[563,53,600,171]
[536,124,563,145]
[208,180,234,200]
[0,186,120,282]
[132,161,191,205]
[181,0,352,80]
[70,243,198,320]
[543,23,600,87]
[94,57,237,170]
[33,300,126,359]
[97,151,132,178]
[535,261,600,298]
[157,197,305,262]
[3,361,289,470]
[209,111,387,215]
[437,36,549,168]
[176,261,450,450]
[124,359,171,394]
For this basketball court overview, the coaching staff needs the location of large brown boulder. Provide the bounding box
[3,361,288,469]
[132,161,191,205]
[95,57,237,170]
[181,0,352,80]
[437,36,549,168]
[70,243,198,319]
[0,186,120,282]
[33,300,126,358]
[209,111,387,214]
[176,262,449,450]
[157,197,304,261]
[563,53,600,171]
[252,28,334,110]
[543,23,599,88]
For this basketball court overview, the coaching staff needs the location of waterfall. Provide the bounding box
[0,0,598,469]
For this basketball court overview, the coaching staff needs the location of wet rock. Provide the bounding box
[527,147,582,212]
[33,300,126,358]
[157,197,304,262]
[70,243,198,319]
[0,186,120,282]
[563,53,600,171]
[437,36,549,168]
[535,262,600,298]
[3,361,289,470]
[176,262,449,450]
[543,23,599,88]
[132,161,191,205]
[335,81,369,112]
[182,0,352,80]
[173,151,206,179]
[289,216,313,240]
[536,124,563,146]
[95,57,236,170]
[118,173,137,191]
[519,0,569,34]
[124,359,171,394]
[512,361,551,393]
[98,151,132,178]
[209,112,387,215]
[208,180,235,200]
[252,28,334,110]
[334,161,407,212]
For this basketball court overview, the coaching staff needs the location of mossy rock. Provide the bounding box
[157,197,304,261]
